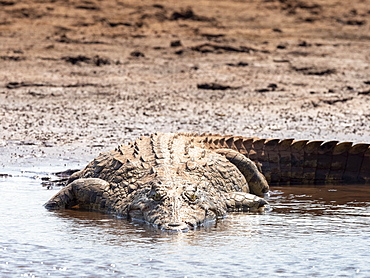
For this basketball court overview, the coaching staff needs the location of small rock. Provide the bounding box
[130,51,145,58]
[197,83,240,90]
[358,90,370,95]
[170,40,182,47]
[276,44,287,49]
[272,28,283,33]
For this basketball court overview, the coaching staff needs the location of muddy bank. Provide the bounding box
[1,0,369,169]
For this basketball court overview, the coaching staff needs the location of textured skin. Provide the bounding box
[45,132,370,230]
[201,134,370,185]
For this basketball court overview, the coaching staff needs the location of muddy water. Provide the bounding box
[1,168,370,277]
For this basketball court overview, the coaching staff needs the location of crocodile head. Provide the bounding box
[127,177,225,232]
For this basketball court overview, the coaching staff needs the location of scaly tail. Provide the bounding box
[198,134,370,185]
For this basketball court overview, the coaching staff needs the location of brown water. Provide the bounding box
[1,165,370,277]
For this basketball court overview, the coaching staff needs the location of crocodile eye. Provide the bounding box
[183,191,198,202]
[152,192,164,201]
[149,188,167,201]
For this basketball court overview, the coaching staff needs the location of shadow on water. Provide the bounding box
[269,184,370,217]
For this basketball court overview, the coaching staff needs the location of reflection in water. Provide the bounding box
[1,174,370,277]
[270,184,370,216]
[50,208,260,247]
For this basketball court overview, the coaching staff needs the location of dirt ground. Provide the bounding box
[1,0,369,170]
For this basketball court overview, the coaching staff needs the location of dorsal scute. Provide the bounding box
[90,133,370,186]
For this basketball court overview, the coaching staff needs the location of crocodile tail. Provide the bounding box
[201,135,370,185]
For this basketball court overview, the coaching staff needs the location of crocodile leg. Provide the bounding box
[225,192,268,212]
[44,178,110,211]
[216,149,269,196]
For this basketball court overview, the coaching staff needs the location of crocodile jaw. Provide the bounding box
[127,195,220,232]
[128,207,217,232]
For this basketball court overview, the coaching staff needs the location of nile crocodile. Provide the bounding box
[45,132,370,231]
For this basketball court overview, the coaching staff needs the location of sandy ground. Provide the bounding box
[1,0,370,171]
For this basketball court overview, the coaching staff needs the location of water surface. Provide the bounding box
[1,168,370,277]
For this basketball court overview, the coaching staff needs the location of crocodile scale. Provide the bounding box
[45,133,370,231]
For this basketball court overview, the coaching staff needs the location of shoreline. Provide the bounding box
[1,0,369,171]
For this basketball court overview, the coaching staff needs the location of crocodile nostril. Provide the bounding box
[161,222,189,231]
[168,222,183,227]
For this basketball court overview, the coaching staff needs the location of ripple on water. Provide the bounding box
[1,175,370,277]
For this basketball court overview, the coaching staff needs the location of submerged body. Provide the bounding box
[45,133,269,231]
[45,132,370,231]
